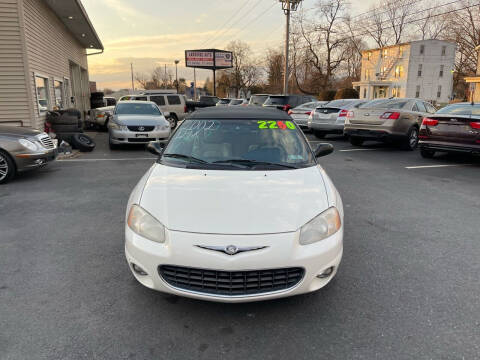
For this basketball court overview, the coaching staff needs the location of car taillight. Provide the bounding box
[305,111,311,115]
[338,109,348,117]
[470,122,480,129]
[184,105,187,113]
[380,112,401,120]
[288,110,293,115]
[422,118,439,126]
[347,111,354,118]
[44,122,52,133]
[283,104,291,112]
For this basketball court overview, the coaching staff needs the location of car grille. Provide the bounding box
[158,265,304,296]
[38,135,55,149]
[127,126,154,132]
[127,138,151,142]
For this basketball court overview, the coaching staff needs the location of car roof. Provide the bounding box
[116,100,156,105]
[188,106,291,120]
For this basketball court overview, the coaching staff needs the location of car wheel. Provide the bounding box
[109,136,119,150]
[0,150,15,184]
[420,148,435,158]
[314,130,326,139]
[349,136,364,146]
[169,114,178,129]
[403,127,419,151]
[71,133,96,152]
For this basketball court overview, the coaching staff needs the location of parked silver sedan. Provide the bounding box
[289,101,328,130]
[108,101,171,150]
[0,126,57,184]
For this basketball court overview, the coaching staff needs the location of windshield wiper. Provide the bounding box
[213,159,298,169]
[162,153,208,164]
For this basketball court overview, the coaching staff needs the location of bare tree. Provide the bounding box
[135,67,175,90]
[414,2,448,40]
[224,40,261,97]
[264,48,284,94]
[384,0,413,44]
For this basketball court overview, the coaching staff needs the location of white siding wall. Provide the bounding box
[0,0,32,127]
[22,0,88,129]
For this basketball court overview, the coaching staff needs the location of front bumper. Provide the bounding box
[110,128,170,144]
[15,148,57,172]
[125,226,343,302]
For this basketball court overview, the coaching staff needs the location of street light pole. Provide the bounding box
[174,59,179,93]
[280,0,302,96]
[130,63,134,92]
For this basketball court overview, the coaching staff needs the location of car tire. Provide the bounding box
[314,130,326,139]
[0,150,15,185]
[349,136,364,146]
[71,133,95,152]
[169,114,178,129]
[420,148,436,158]
[109,136,119,150]
[402,126,419,151]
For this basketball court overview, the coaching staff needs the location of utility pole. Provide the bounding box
[280,0,302,95]
[130,63,134,92]
[193,68,197,100]
[174,59,180,93]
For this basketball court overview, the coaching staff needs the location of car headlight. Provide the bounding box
[127,204,165,243]
[299,207,341,245]
[155,124,170,131]
[109,122,127,131]
[19,138,40,152]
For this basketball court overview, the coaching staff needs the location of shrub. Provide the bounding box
[318,90,337,101]
[335,88,359,99]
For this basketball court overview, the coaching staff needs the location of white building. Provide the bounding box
[0,0,103,130]
[353,40,456,104]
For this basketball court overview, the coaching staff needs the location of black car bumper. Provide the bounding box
[419,141,480,154]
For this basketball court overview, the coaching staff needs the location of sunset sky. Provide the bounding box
[82,0,377,91]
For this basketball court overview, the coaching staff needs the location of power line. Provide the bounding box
[208,0,266,48]
[199,0,254,47]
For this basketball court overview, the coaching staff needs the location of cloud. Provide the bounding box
[195,13,208,24]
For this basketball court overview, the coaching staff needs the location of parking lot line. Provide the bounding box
[339,148,379,152]
[57,157,156,162]
[406,164,473,169]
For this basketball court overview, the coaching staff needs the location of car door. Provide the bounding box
[414,101,428,126]
[149,95,166,113]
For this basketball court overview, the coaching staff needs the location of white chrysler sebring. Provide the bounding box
[125,107,344,302]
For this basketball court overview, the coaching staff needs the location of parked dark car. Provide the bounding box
[0,126,57,184]
[186,96,219,112]
[419,102,480,158]
[263,95,317,112]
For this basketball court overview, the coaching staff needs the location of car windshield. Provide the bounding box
[436,104,480,116]
[297,102,319,110]
[230,100,243,105]
[161,119,315,170]
[250,95,269,105]
[359,99,391,108]
[264,96,288,105]
[115,103,161,115]
[219,99,231,104]
[360,99,408,110]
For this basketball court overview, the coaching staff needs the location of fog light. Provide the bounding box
[317,266,334,279]
[131,263,148,276]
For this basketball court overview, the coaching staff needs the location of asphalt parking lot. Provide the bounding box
[1,131,479,359]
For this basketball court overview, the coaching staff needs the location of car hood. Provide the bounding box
[0,126,41,138]
[114,114,167,126]
[140,165,329,234]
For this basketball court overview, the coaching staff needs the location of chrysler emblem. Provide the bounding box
[138,126,145,131]
[195,245,268,256]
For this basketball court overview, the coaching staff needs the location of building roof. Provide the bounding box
[361,39,455,54]
[43,0,103,50]
[188,107,291,120]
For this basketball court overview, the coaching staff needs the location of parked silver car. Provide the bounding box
[0,126,57,184]
[108,101,171,150]
[288,101,328,129]
[308,99,367,138]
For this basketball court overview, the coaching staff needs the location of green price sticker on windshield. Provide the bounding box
[258,120,295,130]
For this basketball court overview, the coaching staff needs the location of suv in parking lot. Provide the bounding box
[344,98,437,150]
[119,92,187,128]
[263,95,317,112]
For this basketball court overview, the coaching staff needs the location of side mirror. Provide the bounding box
[147,141,166,156]
[163,111,170,118]
[314,143,334,158]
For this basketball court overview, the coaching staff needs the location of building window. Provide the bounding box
[363,88,367,98]
[382,49,388,59]
[366,52,371,61]
[54,80,64,109]
[439,65,444,78]
[382,66,388,76]
[395,65,404,78]
[365,69,370,80]
[437,85,442,98]
[441,46,446,56]
[416,85,421,98]
[35,75,49,114]
[420,44,425,55]
[418,64,423,77]
[399,46,404,57]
